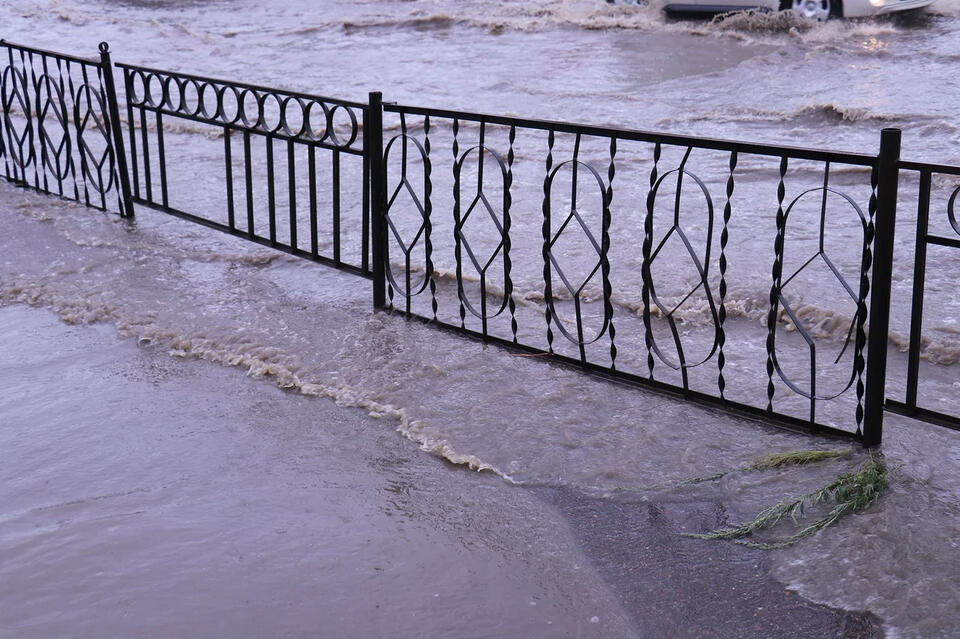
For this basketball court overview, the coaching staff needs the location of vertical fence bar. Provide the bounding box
[367,91,386,309]
[0,78,6,179]
[139,106,151,203]
[97,42,135,218]
[308,145,318,257]
[123,67,140,199]
[224,126,235,231]
[862,128,901,447]
[266,135,276,245]
[0,46,7,181]
[24,50,40,191]
[76,66,93,207]
[332,149,341,265]
[57,60,80,202]
[33,54,50,195]
[362,135,370,275]
[155,111,168,208]
[244,131,254,239]
[287,139,297,250]
[905,170,931,410]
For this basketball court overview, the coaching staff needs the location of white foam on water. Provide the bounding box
[0,277,514,479]
[3,0,960,633]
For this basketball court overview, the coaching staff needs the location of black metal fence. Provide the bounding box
[118,62,370,277]
[0,40,132,217]
[372,103,899,444]
[2,40,957,445]
[885,160,960,430]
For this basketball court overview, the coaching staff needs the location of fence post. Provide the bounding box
[98,42,135,219]
[367,91,386,310]
[862,128,901,447]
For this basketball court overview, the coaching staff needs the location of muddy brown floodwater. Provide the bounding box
[1,0,959,636]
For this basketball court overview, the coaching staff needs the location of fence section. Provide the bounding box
[885,159,960,432]
[118,62,371,276]
[373,103,891,442]
[3,39,959,445]
[0,40,132,216]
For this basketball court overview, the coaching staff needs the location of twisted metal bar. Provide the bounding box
[605,137,617,370]
[642,142,661,379]
[453,118,466,329]
[854,165,878,436]
[542,129,556,354]
[767,156,789,413]
[424,115,437,320]
[506,124,518,344]
[717,150,737,400]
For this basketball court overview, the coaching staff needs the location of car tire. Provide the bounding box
[781,0,842,19]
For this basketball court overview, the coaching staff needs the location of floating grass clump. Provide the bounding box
[678,448,853,485]
[747,449,853,470]
[685,452,888,549]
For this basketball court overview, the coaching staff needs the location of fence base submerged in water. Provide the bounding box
[3,39,959,445]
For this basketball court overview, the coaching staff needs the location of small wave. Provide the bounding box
[702,8,904,43]
[289,2,669,35]
[658,102,926,129]
[311,1,919,45]
[342,14,467,33]
[0,280,514,480]
[406,263,960,363]
[926,0,960,16]
[707,9,815,34]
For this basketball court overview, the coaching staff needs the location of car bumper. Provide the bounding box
[843,0,935,15]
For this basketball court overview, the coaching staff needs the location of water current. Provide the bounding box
[1,0,959,637]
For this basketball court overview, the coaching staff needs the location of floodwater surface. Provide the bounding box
[1,1,959,637]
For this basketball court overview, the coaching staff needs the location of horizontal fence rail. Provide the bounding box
[117,62,371,277]
[3,39,959,445]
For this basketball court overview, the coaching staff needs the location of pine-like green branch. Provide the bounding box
[684,453,887,549]
[676,448,853,486]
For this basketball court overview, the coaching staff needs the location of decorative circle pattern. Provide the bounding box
[124,68,363,151]
[948,185,960,237]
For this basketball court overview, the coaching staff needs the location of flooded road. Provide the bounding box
[1,0,959,637]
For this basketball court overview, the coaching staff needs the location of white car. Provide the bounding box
[613,0,937,21]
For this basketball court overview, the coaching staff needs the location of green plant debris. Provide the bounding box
[677,448,853,486]
[684,452,888,549]
[748,449,853,471]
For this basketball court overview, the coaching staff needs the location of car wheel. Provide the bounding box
[783,0,838,20]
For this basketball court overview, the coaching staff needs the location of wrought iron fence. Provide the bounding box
[371,102,901,444]
[0,40,132,216]
[885,160,960,430]
[117,62,371,276]
[2,40,958,445]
